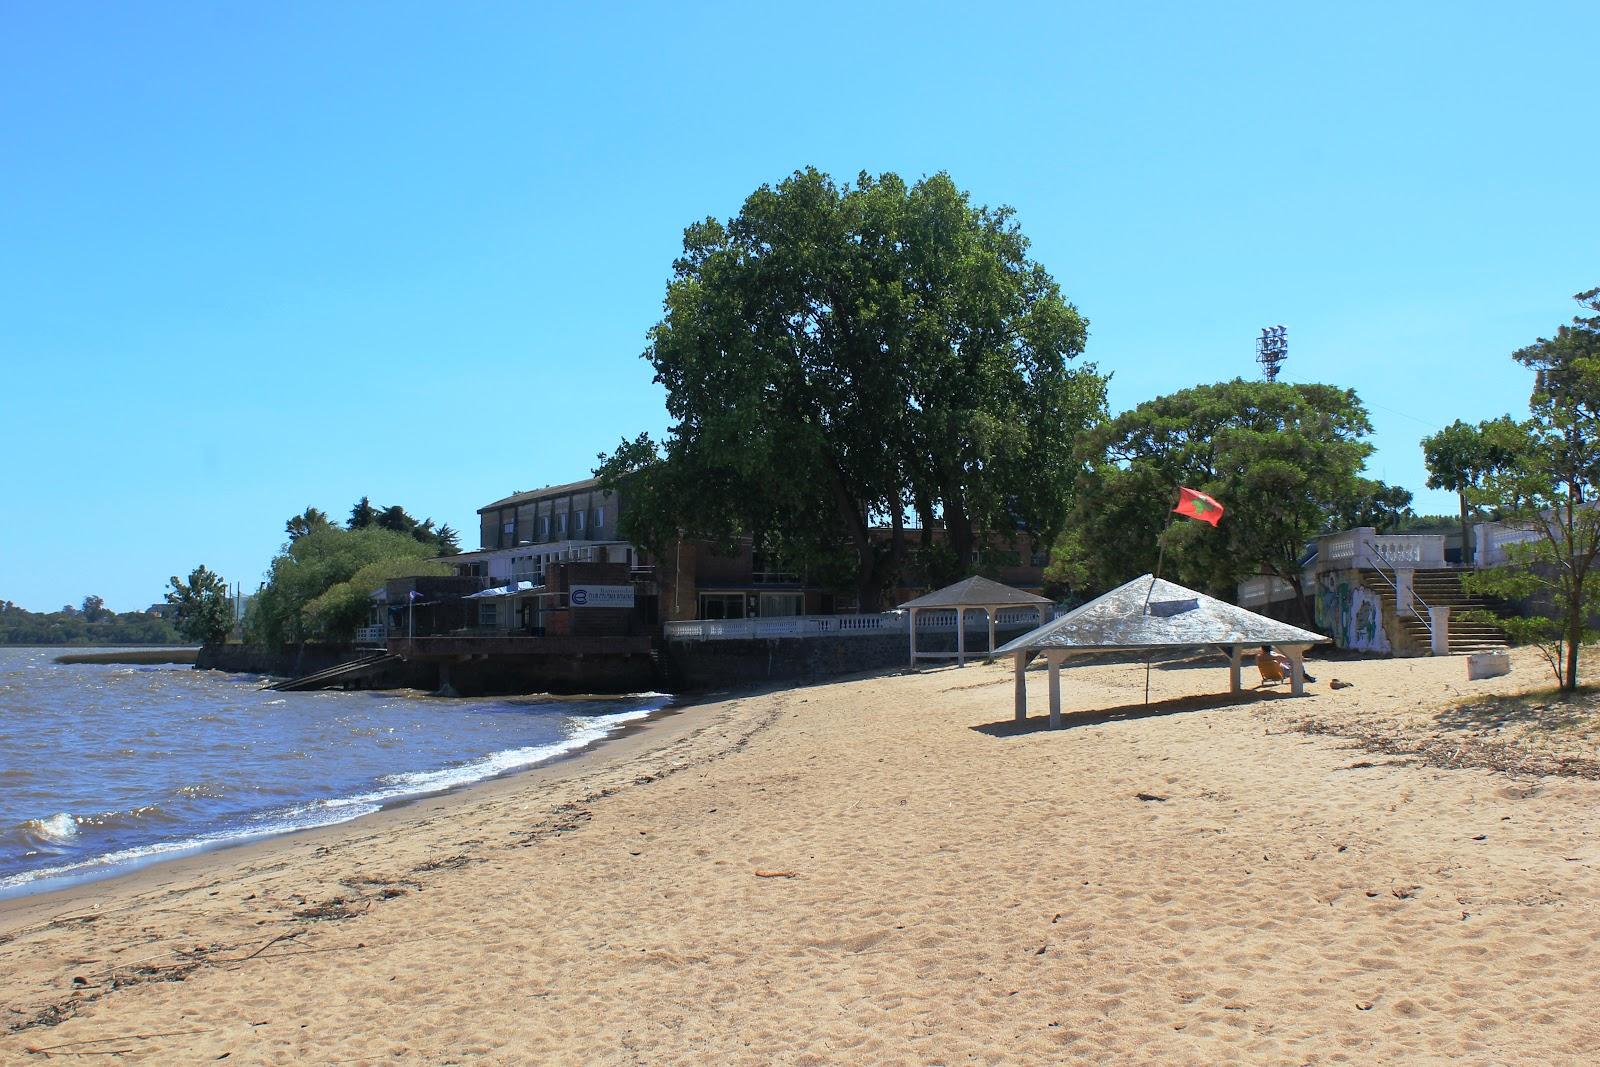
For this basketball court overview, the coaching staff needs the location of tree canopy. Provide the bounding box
[1463,287,1600,690]
[165,564,234,646]
[0,599,183,645]
[1050,379,1401,605]
[598,167,1105,609]
[1421,416,1524,563]
[245,526,450,647]
[343,497,459,555]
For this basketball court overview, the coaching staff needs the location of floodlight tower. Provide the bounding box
[1256,325,1288,382]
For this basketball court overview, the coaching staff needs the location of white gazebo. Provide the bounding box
[898,576,1054,667]
[995,574,1327,728]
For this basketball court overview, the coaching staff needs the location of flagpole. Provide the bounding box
[1143,488,1184,616]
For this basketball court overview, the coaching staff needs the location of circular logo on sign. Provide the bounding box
[571,589,588,606]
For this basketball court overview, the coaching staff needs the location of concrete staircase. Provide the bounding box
[1359,568,1508,655]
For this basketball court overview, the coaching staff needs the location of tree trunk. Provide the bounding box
[822,459,881,613]
[1459,491,1472,566]
[1565,600,1581,691]
[942,480,975,583]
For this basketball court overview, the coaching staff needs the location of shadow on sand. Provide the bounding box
[969,688,1289,738]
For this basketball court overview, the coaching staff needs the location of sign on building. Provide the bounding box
[569,585,634,609]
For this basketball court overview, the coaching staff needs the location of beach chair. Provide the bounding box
[1255,651,1287,687]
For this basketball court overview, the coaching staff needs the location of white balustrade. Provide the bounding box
[663,607,1058,642]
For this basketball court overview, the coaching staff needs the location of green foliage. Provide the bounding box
[1461,287,1600,690]
[245,526,447,646]
[165,565,234,646]
[1329,478,1415,532]
[303,558,451,638]
[1421,416,1525,563]
[1056,379,1395,602]
[0,598,183,645]
[80,595,107,623]
[598,167,1105,609]
[338,498,458,555]
[1387,513,1465,534]
[286,506,333,542]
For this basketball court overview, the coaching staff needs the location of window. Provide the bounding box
[557,513,567,536]
[540,515,550,538]
[478,603,499,627]
[759,592,803,617]
[576,510,585,533]
[595,506,605,530]
[698,593,746,620]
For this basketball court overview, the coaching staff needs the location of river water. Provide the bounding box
[0,647,669,898]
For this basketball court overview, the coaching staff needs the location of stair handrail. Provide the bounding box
[1364,550,1434,642]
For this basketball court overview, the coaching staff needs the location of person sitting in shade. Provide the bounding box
[1256,644,1315,686]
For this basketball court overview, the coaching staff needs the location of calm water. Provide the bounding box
[0,647,669,898]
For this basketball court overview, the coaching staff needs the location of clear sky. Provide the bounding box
[3,2,1595,612]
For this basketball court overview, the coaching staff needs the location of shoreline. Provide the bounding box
[0,689,709,918]
[4,652,1597,1062]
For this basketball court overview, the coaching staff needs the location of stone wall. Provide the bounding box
[195,642,358,677]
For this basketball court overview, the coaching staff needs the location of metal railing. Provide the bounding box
[1365,554,1433,644]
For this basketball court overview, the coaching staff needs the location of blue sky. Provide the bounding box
[3,2,1595,611]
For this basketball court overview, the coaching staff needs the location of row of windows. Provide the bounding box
[497,505,607,543]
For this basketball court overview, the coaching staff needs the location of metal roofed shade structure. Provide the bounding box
[898,576,1054,668]
[994,574,1326,729]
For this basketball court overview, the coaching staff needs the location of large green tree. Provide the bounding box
[1420,416,1524,564]
[165,564,234,645]
[1463,288,1600,690]
[598,168,1104,609]
[1051,379,1399,608]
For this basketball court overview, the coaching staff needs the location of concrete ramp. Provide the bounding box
[268,652,400,692]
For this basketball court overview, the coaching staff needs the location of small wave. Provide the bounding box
[30,812,79,843]
[1,812,79,853]
[348,706,658,804]
[0,703,666,897]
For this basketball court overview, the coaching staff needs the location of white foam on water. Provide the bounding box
[0,703,665,897]
[29,813,79,843]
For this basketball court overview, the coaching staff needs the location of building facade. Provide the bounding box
[448,475,1049,623]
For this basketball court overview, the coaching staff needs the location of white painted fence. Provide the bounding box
[662,607,1054,642]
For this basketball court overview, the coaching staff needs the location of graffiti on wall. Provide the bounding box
[1314,572,1390,653]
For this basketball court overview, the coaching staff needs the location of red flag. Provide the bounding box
[1173,487,1224,526]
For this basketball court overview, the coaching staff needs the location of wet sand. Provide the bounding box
[3,648,1596,1064]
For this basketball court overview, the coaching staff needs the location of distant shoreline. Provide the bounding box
[51,647,200,665]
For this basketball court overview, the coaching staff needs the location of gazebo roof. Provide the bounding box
[995,574,1325,654]
[898,576,1054,610]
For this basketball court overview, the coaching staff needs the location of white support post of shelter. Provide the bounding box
[956,607,966,666]
[987,609,997,661]
[1047,652,1064,729]
[1229,646,1242,694]
[1285,644,1307,697]
[908,607,918,667]
[1013,652,1027,722]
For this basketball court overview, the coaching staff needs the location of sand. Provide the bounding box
[3,648,1598,1064]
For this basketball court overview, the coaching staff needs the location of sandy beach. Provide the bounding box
[3,648,1598,1064]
